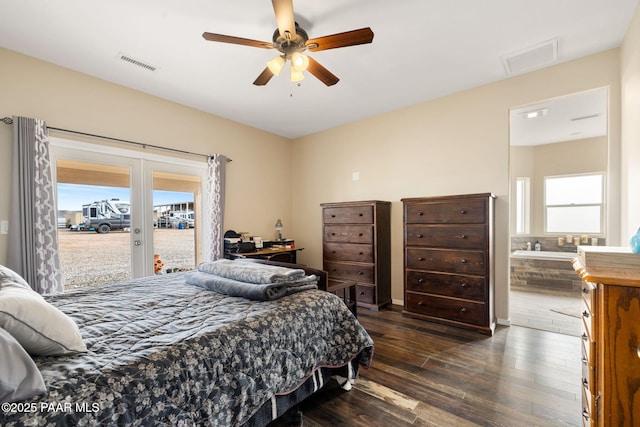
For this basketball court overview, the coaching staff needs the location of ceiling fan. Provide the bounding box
[202,0,374,86]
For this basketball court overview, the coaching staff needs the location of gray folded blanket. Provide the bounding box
[197,259,307,284]
[185,260,318,301]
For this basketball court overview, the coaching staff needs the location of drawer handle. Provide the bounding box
[331,214,336,218]
[417,234,424,238]
[461,235,468,239]
[331,232,336,236]
[359,213,363,216]
[460,282,467,288]
[582,287,589,294]
[418,257,425,261]
[460,307,467,313]
[460,259,467,264]
[582,333,588,341]
[359,252,364,255]
[418,212,424,216]
[358,271,364,275]
[582,410,590,421]
[581,357,588,365]
[418,278,425,283]
[332,251,336,254]
[582,310,589,318]
[332,268,337,272]
[460,209,467,214]
[358,233,364,237]
[359,291,365,295]
[417,301,424,306]
[582,378,589,387]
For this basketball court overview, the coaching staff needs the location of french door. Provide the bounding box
[147,162,204,275]
[50,138,207,289]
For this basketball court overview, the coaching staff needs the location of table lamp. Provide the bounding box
[275,219,283,241]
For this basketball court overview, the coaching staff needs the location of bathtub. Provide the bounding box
[510,250,577,262]
[510,250,581,292]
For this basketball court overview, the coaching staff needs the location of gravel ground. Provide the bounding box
[58,228,195,290]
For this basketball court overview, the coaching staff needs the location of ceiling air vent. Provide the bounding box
[501,38,558,76]
[571,114,600,122]
[117,53,158,72]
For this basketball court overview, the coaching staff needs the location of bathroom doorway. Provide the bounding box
[508,87,609,337]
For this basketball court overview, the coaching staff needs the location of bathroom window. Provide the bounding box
[515,177,530,234]
[544,172,604,233]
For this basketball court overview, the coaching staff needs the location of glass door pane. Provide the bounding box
[151,170,202,274]
[56,159,133,290]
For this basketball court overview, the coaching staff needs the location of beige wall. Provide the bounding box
[0,47,292,264]
[510,137,608,236]
[1,28,634,325]
[291,49,622,323]
[621,5,640,241]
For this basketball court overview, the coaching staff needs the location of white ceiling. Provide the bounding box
[0,0,637,140]
[510,87,608,146]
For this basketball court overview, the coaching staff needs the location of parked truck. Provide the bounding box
[82,199,131,233]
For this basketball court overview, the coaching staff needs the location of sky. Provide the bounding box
[57,183,193,212]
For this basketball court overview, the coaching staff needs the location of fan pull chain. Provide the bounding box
[290,82,302,98]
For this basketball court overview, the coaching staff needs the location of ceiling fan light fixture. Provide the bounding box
[290,67,305,82]
[291,52,309,72]
[202,5,374,87]
[267,55,286,76]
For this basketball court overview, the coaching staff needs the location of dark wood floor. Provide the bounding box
[272,305,582,427]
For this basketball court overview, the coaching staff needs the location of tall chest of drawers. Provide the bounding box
[321,200,391,311]
[572,259,640,427]
[402,193,495,335]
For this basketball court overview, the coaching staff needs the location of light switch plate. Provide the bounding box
[0,220,8,235]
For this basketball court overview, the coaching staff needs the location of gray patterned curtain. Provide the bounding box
[204,154,227,261]
[7,117,63,294]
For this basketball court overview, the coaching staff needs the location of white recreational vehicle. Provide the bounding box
[82,199,131,233]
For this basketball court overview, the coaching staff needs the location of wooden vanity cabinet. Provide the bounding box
[572,260,640,427]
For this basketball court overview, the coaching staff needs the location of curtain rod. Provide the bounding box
[1,116,231,162]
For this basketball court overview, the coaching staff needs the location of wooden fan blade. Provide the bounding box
[307,27,374,52]
[202,32,273,49]
[272,0,296,39]
[306,56,339,86]
[253,67,275,86]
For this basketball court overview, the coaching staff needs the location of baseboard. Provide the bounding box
[497,317,511,326]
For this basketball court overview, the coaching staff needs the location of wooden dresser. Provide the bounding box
[321,200,391,311]
[572,259,640,427]
[401,193,495,335]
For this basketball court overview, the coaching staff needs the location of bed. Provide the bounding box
[0,260,374,426]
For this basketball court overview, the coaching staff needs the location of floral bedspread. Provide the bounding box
[0,273,374,426]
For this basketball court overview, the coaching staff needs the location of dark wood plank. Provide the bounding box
[269,305,581,427]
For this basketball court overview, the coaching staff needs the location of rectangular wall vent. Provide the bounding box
[501,38,558,76]
[117,53,158,72]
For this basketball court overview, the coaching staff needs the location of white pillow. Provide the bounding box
[0,327,47,403]
[0,265,31,289]
[0,282,87,356]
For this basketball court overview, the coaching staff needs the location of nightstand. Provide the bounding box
[327,279,357,317]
